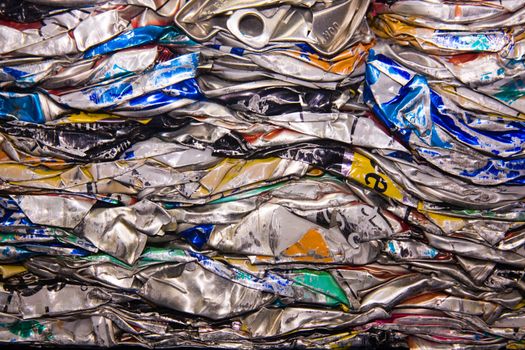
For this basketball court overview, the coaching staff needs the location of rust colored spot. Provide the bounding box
[447,53,484,64]
[0,20,41,31]
[400,292,446,305]
[242,132,264,143]
[454,5,462,18]
[262,129,285,141]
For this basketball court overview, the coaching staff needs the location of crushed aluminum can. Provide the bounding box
[0,0,523,349]
[175,0,373,56]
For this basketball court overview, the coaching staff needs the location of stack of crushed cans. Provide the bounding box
[0,0,524,348]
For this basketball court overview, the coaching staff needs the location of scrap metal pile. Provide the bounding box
[0,0,524,348]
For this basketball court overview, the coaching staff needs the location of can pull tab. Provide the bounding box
[226,6,290,49]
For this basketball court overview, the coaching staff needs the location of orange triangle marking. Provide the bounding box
[282,228,333,263]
